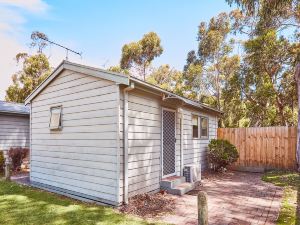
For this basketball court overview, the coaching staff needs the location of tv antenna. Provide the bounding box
[38,36,82,61]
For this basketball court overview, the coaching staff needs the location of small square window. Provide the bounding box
[192,115,199,138]
[49,106,62,130]
[200,117,208,138]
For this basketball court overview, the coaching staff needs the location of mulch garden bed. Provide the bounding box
[119,192,176,218]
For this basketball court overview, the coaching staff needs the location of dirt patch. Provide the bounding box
[119,192,176,218]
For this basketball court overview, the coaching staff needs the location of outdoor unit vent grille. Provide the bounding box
[183,164,201,183]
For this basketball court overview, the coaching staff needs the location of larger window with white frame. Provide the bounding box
[192,115,209,139]
[49,106,62,130]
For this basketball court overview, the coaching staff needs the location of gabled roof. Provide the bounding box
[25,60,222,114]
[0,101,29,115]
[25,60,129,104]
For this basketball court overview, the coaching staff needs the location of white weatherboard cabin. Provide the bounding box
[25,61,221,206]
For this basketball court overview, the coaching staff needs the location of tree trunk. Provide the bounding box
[295,63,300,171]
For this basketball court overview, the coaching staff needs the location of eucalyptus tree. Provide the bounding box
[5,32,51,103]
[146,64,185,96]
[120,32,163,80]
[225,0,299,126]
[5,53,51,103]
[183,12,243,127]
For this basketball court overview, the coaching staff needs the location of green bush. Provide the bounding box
[0,151,4,173]
[208,139,239,171]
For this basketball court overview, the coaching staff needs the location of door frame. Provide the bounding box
[161,107,177,178]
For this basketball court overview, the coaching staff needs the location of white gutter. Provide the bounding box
[123,82,135,204]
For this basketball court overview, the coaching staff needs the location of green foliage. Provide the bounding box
[0,180,155,225]
[242,30,297,126]
[146,64,184,95]
[226,0,299,35]
[197,12,231,63]
[183,12,246,127]
[208,139,239,170]
[224,0,299,127]
[107,65,130,75]
[120,32,163,80]
[5,53,51,103]
[0,151,4,173]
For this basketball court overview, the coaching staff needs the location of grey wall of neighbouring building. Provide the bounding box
[0,101,30,151]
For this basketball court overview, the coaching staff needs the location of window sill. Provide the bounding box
[192,137,209,140]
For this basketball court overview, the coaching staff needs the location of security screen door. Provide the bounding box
[162,109,176,177]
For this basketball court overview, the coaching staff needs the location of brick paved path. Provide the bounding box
[159,171,283,225]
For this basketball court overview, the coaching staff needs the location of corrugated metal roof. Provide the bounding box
[0,101,29,115]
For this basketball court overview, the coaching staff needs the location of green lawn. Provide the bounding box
[262,170,300,225]
[0,180,160,225]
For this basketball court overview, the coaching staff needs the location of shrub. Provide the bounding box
[0,151,4,173]
[8,148,29,172]
[208,139,239,171]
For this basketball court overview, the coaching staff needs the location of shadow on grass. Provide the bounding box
[0,180,157,225]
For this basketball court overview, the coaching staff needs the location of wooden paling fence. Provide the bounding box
[217,127,297,170]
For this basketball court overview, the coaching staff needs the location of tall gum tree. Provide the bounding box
[120,32,163,80]
[183,12,243,127]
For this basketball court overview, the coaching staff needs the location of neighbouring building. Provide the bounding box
[0,101,30,151]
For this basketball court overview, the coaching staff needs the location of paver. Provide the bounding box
[158,171,283,225]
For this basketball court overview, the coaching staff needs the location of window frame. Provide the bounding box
[49,105,63,131]
[192,115,199,139]
[191,115,209,139]
[200,116,209,139]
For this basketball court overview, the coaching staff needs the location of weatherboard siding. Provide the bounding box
[117,88,217,200]
[119,89,163,200]
[30,69,120,204]
[0,114,29,150]
[181,108,218,169]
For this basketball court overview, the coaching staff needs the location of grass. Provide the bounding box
[262,170,300,225]
[0,179,162,225]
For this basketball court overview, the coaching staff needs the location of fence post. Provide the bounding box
[198,191,208,225]
[5,157,12,181]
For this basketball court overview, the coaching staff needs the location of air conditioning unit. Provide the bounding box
[183,164,201,183]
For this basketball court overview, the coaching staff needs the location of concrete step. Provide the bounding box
[160,176,186,189]
[166,182,195,196]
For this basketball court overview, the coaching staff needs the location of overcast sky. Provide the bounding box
[0,0,233,100]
